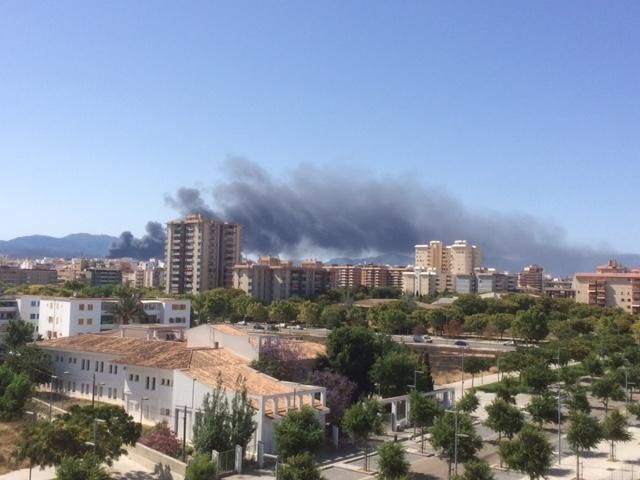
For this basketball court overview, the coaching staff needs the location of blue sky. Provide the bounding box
[1,1,639,252]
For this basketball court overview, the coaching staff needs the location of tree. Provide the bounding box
[377,309,410,334]
[377,441,410,480]
[452,459,495,480]
[500,423,553,480]
[16,404,141,467]
[269,301,298,324]
[456,390,480,414]
[484,399,524,466]
[521,361,555,394]
[112,287,146,325]
[185,453,218,480]
[591,374,625,414]
[430,411,483,479]
[275,406,324,460]
[512,309,548,343]
[409,390,442,452]
[342,400,383,471]
[327,326,379,395]
[54,454,111,480]
[526,393,560,427]
[298,301,322,326]
[567,412,603,480]
[246,302,269,323]
[581,354,604,379]
[453,295,487,316]
[370,349,420,397]
[4,346,53,385]
[462,357,488,388]
[320,305,347,329]
[494,377,520,404]
[489,314,513,340]
[0,364,32,420]
[139,421,180,458]
[252,340,305,381]
[426,309,448,335]
[309,370,357,423]
[566,387,591,414]
[601,410,630,461]
[4,320,36,350]
[280,453,323,480]
[192,375,256,454]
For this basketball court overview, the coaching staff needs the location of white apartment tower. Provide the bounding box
[165,215,242,294]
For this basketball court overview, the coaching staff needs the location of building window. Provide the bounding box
[95,361,99,372]
[88,304,94,311]
[82,359,86,370]
[79,304,85,311]
[135,375,139,382]
[145,377,150,389]
[100,362,104,373]
[73,358,77,364]
[108,387,112,398]
[114,388,117,399]
[129,374,134,381]
[109,365,113,374]
[87,318,93,325]
[78,318,84,325]
[152,378,156,390]
[114,365,118,375]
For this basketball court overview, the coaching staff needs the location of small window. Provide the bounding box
[109,365,113,374]
[79,304,85,311]
[135,375,139,382]
[88,304,94,311]
[145,377,150,389]
[114,388,117,399]
[114,366,118,375]
[78,318,84,325]
[129,374,133,381]
[152,378,156,390]
[87,318,93,325]
[100,362,104,373]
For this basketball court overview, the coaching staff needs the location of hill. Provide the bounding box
[0,233,117,258]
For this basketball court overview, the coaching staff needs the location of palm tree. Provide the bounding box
[113,288,146,325]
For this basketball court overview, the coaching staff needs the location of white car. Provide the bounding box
[422,335,433,343]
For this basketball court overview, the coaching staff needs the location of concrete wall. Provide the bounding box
[127,443,186,479]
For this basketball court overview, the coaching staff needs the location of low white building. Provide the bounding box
[36,324,328,455]
[32,296,192,339]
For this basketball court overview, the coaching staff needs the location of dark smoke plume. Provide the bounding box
[160,157,637,275]
[108,221,165,259]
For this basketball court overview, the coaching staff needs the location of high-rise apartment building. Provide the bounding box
[165,215,242,294]
[414,240,481,275]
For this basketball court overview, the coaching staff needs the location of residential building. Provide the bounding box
[543,277,576,299]
[519,265,544,292]
[34,296,191,339]
[233,257,330,302]
[0,297,19,336]
[165,215,242,295]
[325,264,362,289]
[573,262,640,313]
[448,240,482,275]
[415,241,448,272]
[0,265,58,286]
[37,324,328,455]
[85,268,123,287]
[402,268,438,296]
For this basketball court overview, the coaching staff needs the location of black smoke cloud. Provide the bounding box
[108,221,165,259]
[121,158,636,274]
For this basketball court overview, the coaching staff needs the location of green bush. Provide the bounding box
[55,455,111,480]
[185,453,218,480]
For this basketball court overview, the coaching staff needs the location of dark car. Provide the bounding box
[267,325,280,332]
[253,324,265,330]
[453,340,469,348]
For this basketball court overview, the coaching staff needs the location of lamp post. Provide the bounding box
[25,410,36,480]
[49,374,58,421]
[460,348,466,392]
[140,396,149,424]
[445,409,463,479]
[85,418,107,455]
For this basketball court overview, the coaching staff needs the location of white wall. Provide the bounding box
[39,299,105,339]
[124,365,175,425]
[16,296,41,332]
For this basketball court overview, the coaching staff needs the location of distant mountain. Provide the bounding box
[327,253,413,267]
[0,234,117,258]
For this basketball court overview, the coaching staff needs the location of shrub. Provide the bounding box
[140,421,180,458]
[185,453,218,480]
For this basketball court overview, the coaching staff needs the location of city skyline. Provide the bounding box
[2,1,639,263]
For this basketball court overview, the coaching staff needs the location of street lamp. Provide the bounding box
[460,348,466,392]
[49,375,58,421]
[445,409,465,479]
[25,410,36,480]
[140,396,149,424]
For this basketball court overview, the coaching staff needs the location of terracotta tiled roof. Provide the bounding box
[186,349,297,396]
[37,335,193,369]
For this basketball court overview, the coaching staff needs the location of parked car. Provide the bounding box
[453,340,469,348]
[293,324,304,330]
[237,320,247,326]
[278,323,287,328]
[503,340,517,346]
[422,335,433,343]
[267,325,280,332]
[253,324,265,330]
[412,335,424,342]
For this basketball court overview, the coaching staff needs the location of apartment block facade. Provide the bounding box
[518,265,544,292]
[573,261,640,313]
[165,215,242,294]
[414,240,481,275]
